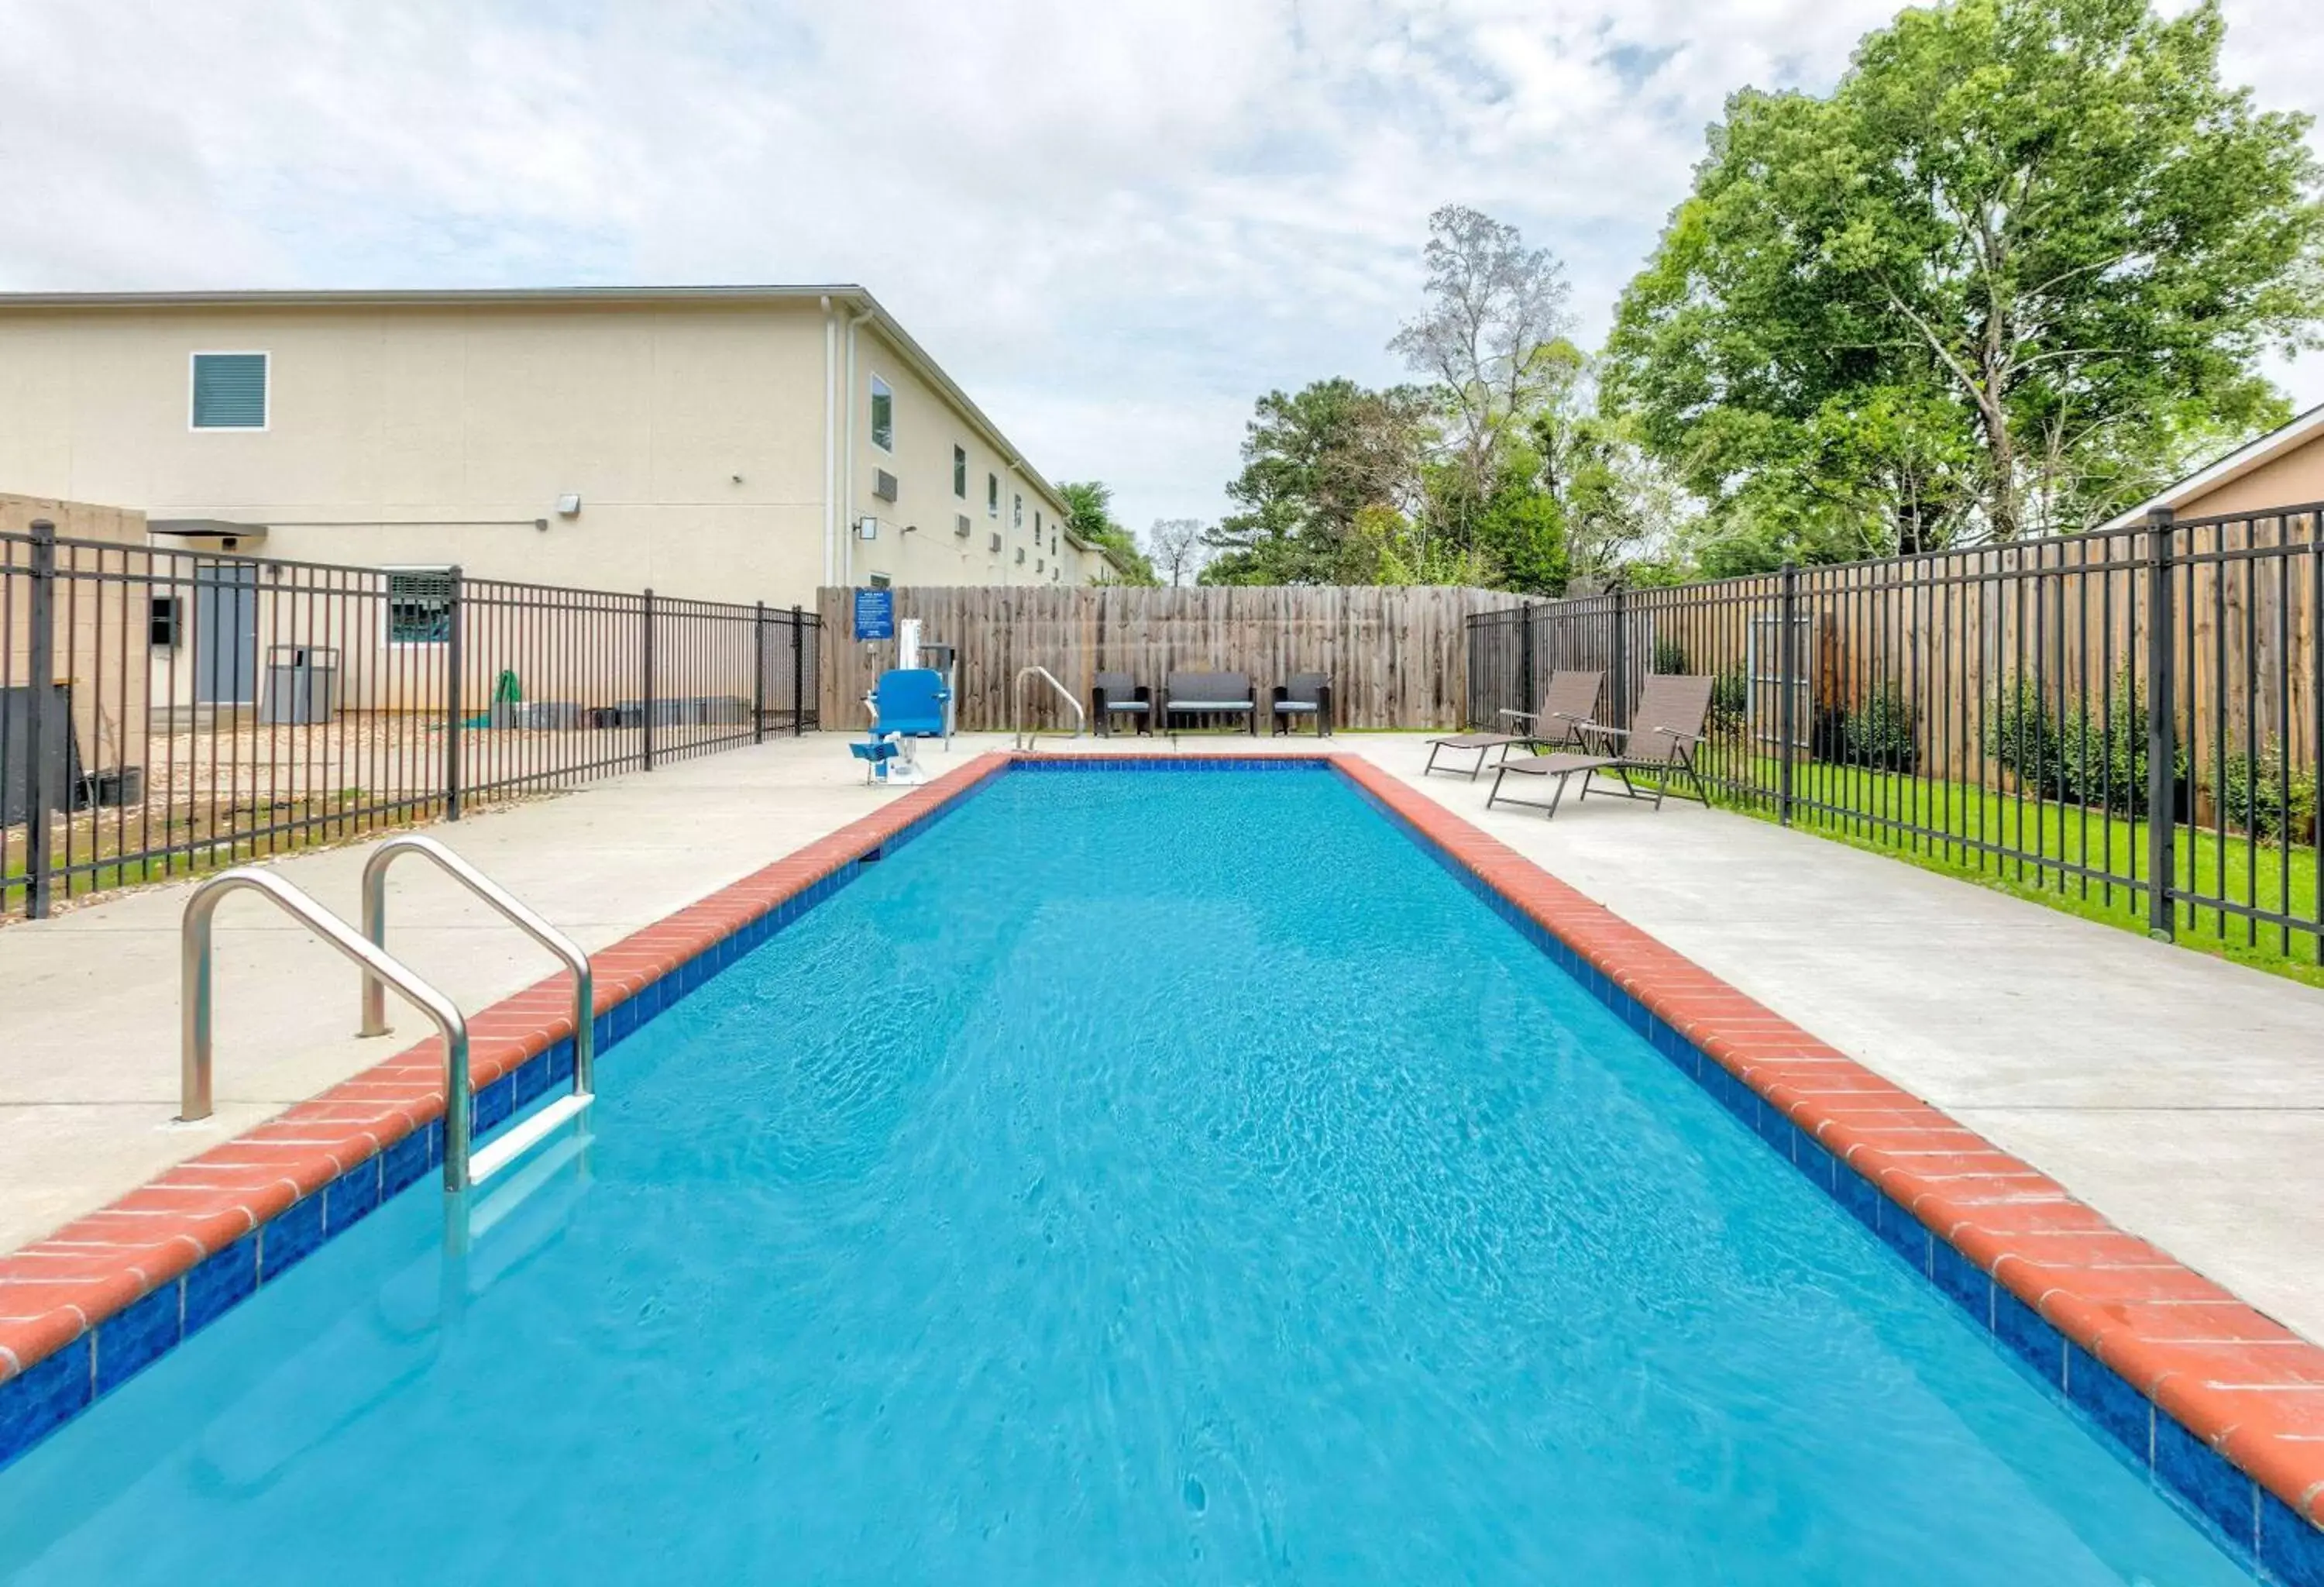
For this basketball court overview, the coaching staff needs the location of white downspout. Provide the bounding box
[843,305,874,587]
[820,296,837,588]
[1004,457,1021,587]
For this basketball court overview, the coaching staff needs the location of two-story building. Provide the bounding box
[0,285,1124,608]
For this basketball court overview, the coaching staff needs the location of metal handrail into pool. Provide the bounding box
[360,835,596,1187]
[179,867,476,1190]
[1012,665,1085,749]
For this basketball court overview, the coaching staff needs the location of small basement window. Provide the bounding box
[387,568,455,644]
[869,375,894,453]
[191,352,268,430]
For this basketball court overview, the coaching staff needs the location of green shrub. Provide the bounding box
[1709,667,1748,734]
[1841,687,1917,773]
[2210,743,2318,842]
[1649,635,1691,676]
[1983,673,2181,816]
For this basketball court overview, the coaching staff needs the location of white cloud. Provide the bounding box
[0,0,2317,534]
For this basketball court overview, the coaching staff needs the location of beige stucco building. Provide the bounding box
[0,286,1123,607]
[2109,402,2324,525]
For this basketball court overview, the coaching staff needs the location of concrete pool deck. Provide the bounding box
[1,728,2319,1356]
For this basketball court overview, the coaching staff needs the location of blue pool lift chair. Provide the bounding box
[851,667,952,785]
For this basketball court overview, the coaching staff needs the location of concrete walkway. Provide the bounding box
[2,732,2319,1344]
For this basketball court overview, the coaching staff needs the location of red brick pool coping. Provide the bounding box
[5,743,2322,1541]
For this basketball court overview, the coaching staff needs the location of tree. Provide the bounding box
[1202,380,1431,584]
[1607,0,2321,554]
[1144,518,1210,587]
[1390,205,1577,535]
[1057,480,1157,584]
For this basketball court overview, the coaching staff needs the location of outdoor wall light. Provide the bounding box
[555,493,583,518]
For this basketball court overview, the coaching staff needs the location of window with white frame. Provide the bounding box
[190,352,269,430]
[987,473,999,517]
[387,568,455,645]
[869,375,894,453]
[954,445,968,498]
[1012,492,1023,529]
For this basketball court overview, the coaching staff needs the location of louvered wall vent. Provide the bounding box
[872,470,899,502]
[955,514,972,538]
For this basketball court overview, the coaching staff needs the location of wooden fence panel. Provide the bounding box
[817,584,1523,732]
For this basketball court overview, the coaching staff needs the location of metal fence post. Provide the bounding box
[1518,601,1536,721]
[1610,584,1630,727]
[641,588,657,772]
[442,565,465,821]
[753,601,768,744]
[791,604,806,735]
[2144,509,2177,940]
[24,520,56,918]
[1778,560,1798,827]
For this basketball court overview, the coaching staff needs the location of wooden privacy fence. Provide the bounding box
[818,584,1524,732]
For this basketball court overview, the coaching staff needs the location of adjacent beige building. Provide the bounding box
[2108,402,2324,525]
[0,286,1125,605]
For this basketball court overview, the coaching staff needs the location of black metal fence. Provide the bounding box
[1,522,820,920]
[1467,504,2324,969]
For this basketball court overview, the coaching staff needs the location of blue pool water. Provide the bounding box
[0,767,2249,1582]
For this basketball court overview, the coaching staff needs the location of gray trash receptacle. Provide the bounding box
[260,645,339,725]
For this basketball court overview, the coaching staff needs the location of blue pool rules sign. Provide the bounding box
[852,587,895,642]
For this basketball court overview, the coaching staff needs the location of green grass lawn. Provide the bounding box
[1682,753,2324,987]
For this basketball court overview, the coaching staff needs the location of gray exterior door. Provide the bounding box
[194,563,258,705]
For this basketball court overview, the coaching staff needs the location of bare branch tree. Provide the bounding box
[1387,205,1576,517]
[1144,518,1210,587]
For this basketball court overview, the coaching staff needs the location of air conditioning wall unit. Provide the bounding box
[872,470,899,503]
[1015,547,1026,564]
[955,514,972,538]
[988,533,1002,553]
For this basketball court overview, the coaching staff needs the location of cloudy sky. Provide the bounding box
[2,0,2319,534]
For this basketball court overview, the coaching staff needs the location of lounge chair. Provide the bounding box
[1270,673,1333,737]
[849,667,951,784]
[1423,670,1604,780]
[1091,671,1153,738]
[1485,674,1714,818]
[1163,671,1257,738]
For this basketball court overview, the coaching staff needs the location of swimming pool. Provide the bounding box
[0,763,2264,1580]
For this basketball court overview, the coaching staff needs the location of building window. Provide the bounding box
[387,568,455,645]
[149,596,182,648]
[191,352,268,430]
[987,473,999,517]
[869,375,894,453]
[1012,493,1023,529]
[954,445,968,498]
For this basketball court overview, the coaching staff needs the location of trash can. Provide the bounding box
[260,645,339,725]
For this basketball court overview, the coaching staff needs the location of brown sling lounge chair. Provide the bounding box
[1485,674,1715,818]
[1423,670,1604,780]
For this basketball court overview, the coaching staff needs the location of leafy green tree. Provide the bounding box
[1058,480,1157,584]
[1607,0,2321,554]
[1202,380,1430,584]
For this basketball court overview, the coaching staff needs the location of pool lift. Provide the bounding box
[852,618,953,786]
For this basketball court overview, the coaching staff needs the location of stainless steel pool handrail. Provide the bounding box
[180,868,476,1191]
[1012,665,1085,749]
[359,834,595,1097]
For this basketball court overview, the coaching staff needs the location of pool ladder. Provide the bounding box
[180,835,593,1194]
[1012,665,1086,751]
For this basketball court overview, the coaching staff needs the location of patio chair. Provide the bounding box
[1091,671,1153,738]
[1270,673,1333,737]
[1163,671,1257,738]
[1485,673,1714,818]
[1423,670,1604,780]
